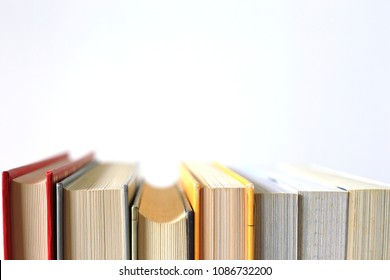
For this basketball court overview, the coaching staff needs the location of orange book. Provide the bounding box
[179,162,254,260]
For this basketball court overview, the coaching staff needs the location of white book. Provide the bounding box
[236,165,348,260]
[235,167,298,260]
[281,164,390,260]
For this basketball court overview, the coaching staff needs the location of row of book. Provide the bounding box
[2,152,390,260]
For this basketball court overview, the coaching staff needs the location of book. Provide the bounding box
[2,152,94,260]
[281,165,390,260]
[46,152,94,259]
[131,183,194,260]
[56,161,97,260]
[57,162,139,260]
[179,162,254,260]
[264,169,348,260]
[234,167,298,260]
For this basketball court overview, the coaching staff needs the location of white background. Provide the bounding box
[1,0,389,260]
[2,260,390,279]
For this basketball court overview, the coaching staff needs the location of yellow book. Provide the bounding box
[179,162,254,260]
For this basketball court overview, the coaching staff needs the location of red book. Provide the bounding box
[2,152,94,260]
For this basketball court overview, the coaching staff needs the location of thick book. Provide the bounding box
[131,183,194,260]
[281,165,390,260]
[179,162,254,260]
[2,152,94,260]
[57,162,139,260]
[234,167,298,260]
[266,172,348,260]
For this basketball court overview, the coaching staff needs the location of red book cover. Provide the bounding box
[45,152,94,260]
[2,152,94,260]
[2,153,69,260]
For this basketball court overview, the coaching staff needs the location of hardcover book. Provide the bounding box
[57,162,139,260]
[179,162,254,260]
[131,183,194,260]
[2,152,94,260]
[281,165,390,260]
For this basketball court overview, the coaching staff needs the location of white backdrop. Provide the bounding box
[1,0,389,258]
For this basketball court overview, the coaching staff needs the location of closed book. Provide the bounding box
[234,167,298,260]
[57,162,139,260]
[131,183,194,260]
[2,152,93,260]
[179,162,254,260]
[281,165,390,260]
[267,172,348,260]
[45,152,94,259]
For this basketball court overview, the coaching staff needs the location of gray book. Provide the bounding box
[57,161,139,260]
[235,165,348,260]
[281,165,390,260]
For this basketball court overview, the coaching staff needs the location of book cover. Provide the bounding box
[2,152,69,260]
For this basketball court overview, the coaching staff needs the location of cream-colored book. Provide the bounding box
[281,165,390,260]
[57,162,138,260]
[265,169,348,260]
